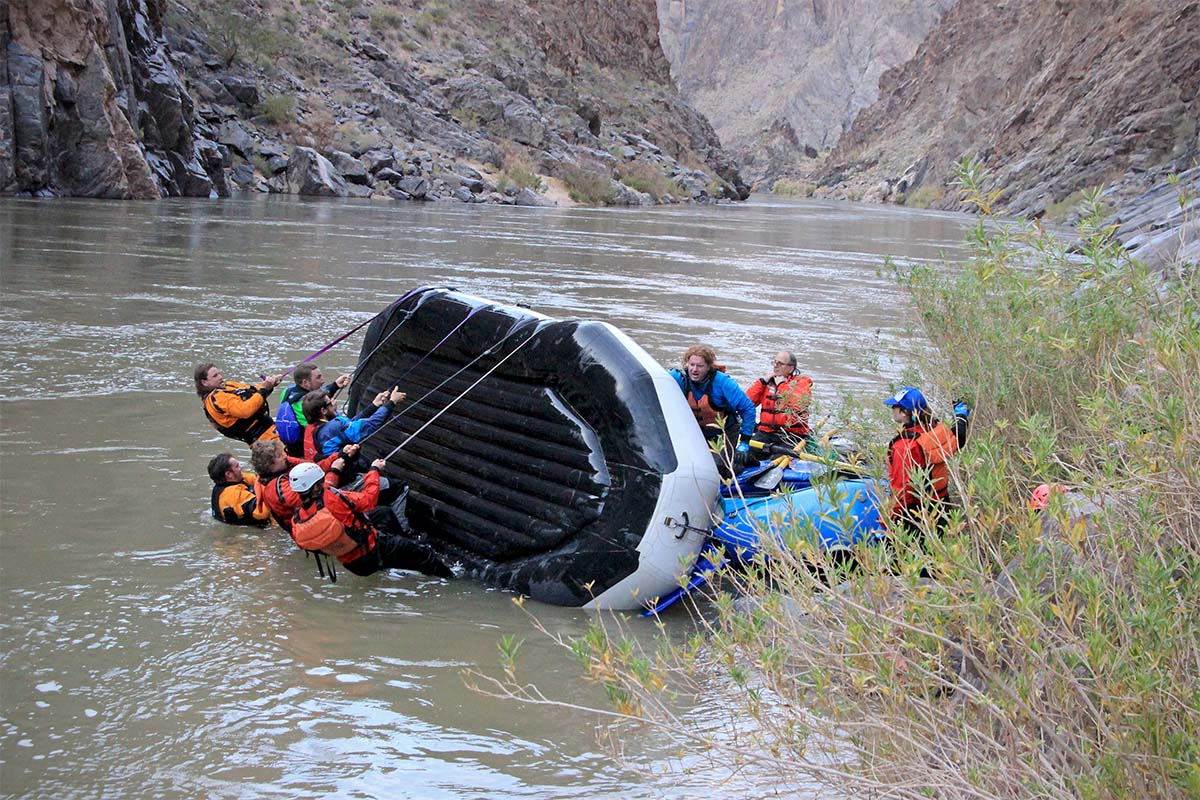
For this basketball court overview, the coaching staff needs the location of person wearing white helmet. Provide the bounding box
[884,386,970,538]
[288,457,452,579]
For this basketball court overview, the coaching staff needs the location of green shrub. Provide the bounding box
[617,161,683,201]
[771,177,815,196]
[562,164,616,205]
[904,184,944,208]
[475,159,1200,799]
[260,94,294,125]
[369,7,405,31]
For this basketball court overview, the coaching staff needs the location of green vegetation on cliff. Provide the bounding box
[476,163,1200,799]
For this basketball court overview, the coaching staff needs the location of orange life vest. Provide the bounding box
[291,488,376,564]
[755,374,812,436]
[203,382,276,444]
[895,421,959,500]
[680,368,725,427]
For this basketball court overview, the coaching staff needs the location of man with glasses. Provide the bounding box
[300,385,406,459]
[746,350,814,459]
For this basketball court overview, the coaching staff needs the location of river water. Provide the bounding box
[0,196,970,799]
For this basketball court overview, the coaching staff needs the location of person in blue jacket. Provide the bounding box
[301,386,406,458]
[279,363,351,456]
[669,344,756,474]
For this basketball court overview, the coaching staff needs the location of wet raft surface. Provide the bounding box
[348,288,680,606]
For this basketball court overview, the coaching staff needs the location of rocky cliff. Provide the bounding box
[812,0,1199,217]
[1,0,748,203]
[657,0,954,188]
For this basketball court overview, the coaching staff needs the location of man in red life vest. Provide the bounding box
[884,387,970,538]
[249,438,358,533]
[746,350,814,459]
[288,458,453,579]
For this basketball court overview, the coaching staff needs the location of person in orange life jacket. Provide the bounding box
[668,344,757,475]
[301,386,405,459]
[745,350,814,460]
[884,387,970,538]
[208,453,272,527]
[279,364,351,457]
[249,438,358,532]
[288,458,453,578]
[194,362,285,445]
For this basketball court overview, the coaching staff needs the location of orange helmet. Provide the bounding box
[1029,483,1066,510]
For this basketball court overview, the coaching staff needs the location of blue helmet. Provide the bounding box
[884,386,928,412]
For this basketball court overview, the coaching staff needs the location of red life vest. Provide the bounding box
[888,420,959,504]
[303,422,322,461]
[755,374,812,436]
[291,488,377,564]
[256,475,300,532]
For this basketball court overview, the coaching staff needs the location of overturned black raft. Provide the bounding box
[345,287,719,608]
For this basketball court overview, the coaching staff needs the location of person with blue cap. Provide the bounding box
[884,387,970,538]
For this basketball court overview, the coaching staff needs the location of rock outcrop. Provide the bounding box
[657,0,955,188]
[2,0,221,198]
[2,0,747,204]
[812,0,1199,217]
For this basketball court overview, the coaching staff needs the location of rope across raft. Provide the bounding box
[343,287,721,608]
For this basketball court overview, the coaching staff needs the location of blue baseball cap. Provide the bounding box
[884,386,928,412]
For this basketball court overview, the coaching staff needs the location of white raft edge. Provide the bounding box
[586,324,720,611]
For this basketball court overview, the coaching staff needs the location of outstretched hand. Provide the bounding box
[372,390,389,407]
[331,457,345,471]
[262,373,284,391]
[388,386,406,404]
[341,443,360,458]
[371,457,387,471]
[335,373,351,389]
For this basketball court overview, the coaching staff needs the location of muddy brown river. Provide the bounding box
[0,196,970,798]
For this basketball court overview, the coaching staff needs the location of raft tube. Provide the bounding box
[714,478,887,561]
[347,288,721,609]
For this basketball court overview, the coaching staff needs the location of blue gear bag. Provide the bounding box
[275,401,301,445]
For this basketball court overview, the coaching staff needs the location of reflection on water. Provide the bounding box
[0,196,969,798]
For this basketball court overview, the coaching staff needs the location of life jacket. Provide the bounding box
[211,480,269,527]
[203,382,275,444]
[291,488,376,564]
[680,368,725,427]
[756,374,812,436]
[303,422,322,461]
[893,420,959,501]
[256,474,299,532]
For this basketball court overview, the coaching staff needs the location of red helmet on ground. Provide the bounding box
[1029,482,1067,510]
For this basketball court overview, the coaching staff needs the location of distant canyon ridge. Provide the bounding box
[659,0,1199,221]
[2,0,1195,228]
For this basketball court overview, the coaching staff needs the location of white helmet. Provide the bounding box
[289,462,325,493]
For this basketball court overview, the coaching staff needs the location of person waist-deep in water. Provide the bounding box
[208,453,272,527]
[249,437,356,532]
[278,363,351,457]
[194,362,285,446]
[669,344,756,474]
[884,386,970,538]
[301,386,406,459]
[288,457,452,578]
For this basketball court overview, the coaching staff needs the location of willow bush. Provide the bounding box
[471,160,1200,799]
